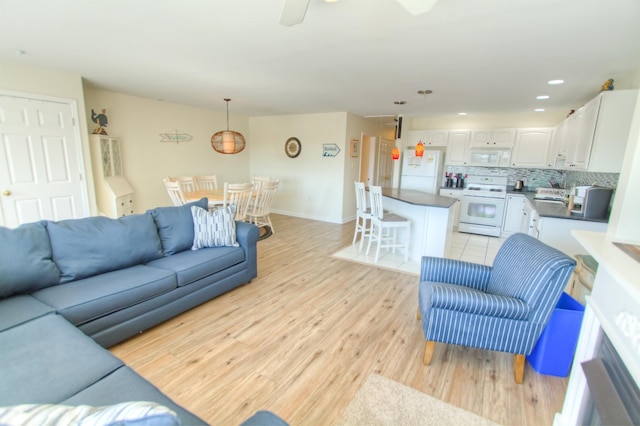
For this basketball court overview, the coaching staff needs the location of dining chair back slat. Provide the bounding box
[195,175,218,191]
[247,179,279,233]
[223,182,254,221]
[163,179,186,206]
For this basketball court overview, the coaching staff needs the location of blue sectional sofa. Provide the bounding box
[0,199,263,425]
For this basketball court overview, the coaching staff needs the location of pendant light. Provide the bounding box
[211,98,246,154]
[415,141,425,157]
[392,146,400,160]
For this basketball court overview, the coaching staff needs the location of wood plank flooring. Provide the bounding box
[110,214,568,425]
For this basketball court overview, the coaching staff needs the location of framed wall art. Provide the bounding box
[350,139,359,158]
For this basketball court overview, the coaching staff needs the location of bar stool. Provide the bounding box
[366,185,411,263]
[352,181,372,250]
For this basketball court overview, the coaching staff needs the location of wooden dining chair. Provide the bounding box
[246,179,279,233]
[252,175,272,191]
[168,176,197,193]
[223,182,254,221]
[194,175,218,191]
[163,179,186,206]
[352,181,372,250]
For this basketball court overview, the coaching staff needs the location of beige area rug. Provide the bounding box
[337,373,499,426]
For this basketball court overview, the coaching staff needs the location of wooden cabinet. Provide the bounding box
[446,130,470,165]
[439,188,463,230]
[502,194,525,236]
[547,118,570,168]
[511,128,553,168]
[406,129,449,147]
[90,135,135,218]
[470,129,516,147]
[565,96,600,170]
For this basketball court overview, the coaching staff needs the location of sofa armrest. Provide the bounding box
[235,221,259,278]
[420,257,491,291]
[430,283,531,320]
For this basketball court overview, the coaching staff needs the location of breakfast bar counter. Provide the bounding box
[380,188,456,262]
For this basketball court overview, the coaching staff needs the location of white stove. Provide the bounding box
[462,176,508,199]
[459,176,508,237]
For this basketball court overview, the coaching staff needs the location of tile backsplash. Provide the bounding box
[444,166,619,190]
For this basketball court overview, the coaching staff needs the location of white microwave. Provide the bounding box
[467,148,512,167]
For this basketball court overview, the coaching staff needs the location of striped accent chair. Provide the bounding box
[417,233,576,384]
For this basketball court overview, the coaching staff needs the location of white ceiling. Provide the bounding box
[1,0,639,121]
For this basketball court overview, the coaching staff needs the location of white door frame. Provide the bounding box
[0,90,91,227]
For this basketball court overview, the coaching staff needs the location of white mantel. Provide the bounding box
[554,230,640,425]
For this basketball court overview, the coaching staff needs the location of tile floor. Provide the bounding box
[332,231,506,276]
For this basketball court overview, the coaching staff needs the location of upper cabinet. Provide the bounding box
[511,128,553,168]
[470,129,516,147]
[447,130,471,165]
[405,129,449,147]
[549,89,638,172]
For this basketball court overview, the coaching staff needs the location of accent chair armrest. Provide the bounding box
[420,257,491,291]
[430,283,531,321]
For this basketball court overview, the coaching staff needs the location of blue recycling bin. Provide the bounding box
[526,292,585,377]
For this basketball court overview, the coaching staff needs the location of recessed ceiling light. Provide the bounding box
[535,108,545,112]
[458,112,467,116]
[417,90,432,95]
[548,79,564,85]
[394,100,406,105]
[536,95,550,100]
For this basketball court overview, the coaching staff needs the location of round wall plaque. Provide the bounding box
[285,137,301,158]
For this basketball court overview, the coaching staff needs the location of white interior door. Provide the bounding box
[377,137,395,188]
[0,94,89,228]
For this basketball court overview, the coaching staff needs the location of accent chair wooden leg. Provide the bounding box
[416,308,421,320]
[423,341,435,365]
[514,354,525,384]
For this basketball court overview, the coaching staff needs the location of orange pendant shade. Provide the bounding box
[415,141,425,157]
[392,146,400,160]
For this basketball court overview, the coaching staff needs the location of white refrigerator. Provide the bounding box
[400,149,445,193]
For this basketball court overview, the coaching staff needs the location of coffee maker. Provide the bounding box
[570,186,614,219]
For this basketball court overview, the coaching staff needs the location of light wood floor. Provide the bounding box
[110,214,568,425]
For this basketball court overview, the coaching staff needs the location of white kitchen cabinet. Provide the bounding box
[90,135,135,218]
[470,129,516,147]
[446,130,470,165]
[501,194,525,236]
[565,95,600,170]
[587,89,638,173]
[537,217,607,257]
[511,128,553,168]
[550,89,637,173]
[405,129,449,147]
[439,188,463,230]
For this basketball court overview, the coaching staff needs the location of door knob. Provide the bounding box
[2,190,11,196]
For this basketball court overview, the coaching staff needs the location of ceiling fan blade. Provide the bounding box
[279,0,311,26]
[394,0,439,15]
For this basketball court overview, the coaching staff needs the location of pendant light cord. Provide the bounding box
[224,98,231,131]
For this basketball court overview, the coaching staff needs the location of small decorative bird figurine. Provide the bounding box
[599,79,614,92]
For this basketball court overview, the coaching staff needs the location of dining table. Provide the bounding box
[184,189,225,208]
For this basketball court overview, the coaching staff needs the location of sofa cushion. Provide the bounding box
[0,221,61,298]
[0,295,55,332]
[32,265,177,326]
[147,198,208,256]
[62,367,207,425]
[191,205,239,249]
[146,246,245,287]
[47,215,164,284]
[0,314,124,405]
[0,401,179,426]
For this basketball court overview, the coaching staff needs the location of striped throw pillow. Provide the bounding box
[191,205,239,249]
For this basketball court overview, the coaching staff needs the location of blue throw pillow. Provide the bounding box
[0,221,61,298]
[191,205,239,249]
[147,198,208,256]
[47,214,163,284]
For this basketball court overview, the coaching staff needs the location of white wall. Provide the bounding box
[249,112,349,223]
[83,87,250,213]
[0,61,97,214]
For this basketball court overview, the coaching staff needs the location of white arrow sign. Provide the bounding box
[322,144,341,157]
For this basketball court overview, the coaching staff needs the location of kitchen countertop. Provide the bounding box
[506,188,609,223]
[382,187,457,208]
